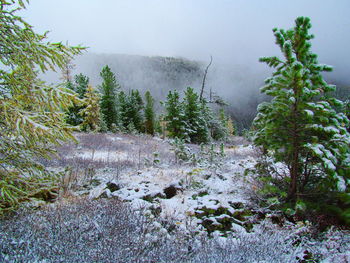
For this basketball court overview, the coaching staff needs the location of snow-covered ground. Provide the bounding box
[1,133,349,262]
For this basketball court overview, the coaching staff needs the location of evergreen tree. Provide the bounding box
[0,0,83,211]
[144,90,155,135]
[209,108,229,141]
[164,90,187,139]
[117,90,144,133]
[253,17,350,202]
[99,65,119,131]
[74,73,89,98]
[80,85,101,132]
[183,87,209,143]
[129,89,144,132]
[117,90,128,130]
[65,73,89,126]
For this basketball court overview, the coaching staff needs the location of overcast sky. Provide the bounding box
[22,0,350,79]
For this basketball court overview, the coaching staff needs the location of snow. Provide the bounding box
[306,143,324,157]
[82,141,258,234]
[336,177,347,192]
[323,158,336,171]
[324,126,339,134]
[304,109,314,117]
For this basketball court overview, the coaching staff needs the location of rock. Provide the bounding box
[232,209,253,221]
[142,192,165,202]
[163,183,182,199]
[89,184,110,199]
[29,188,59,202]
[106,181,120,192]
[228,201,244,209]
[163,185,177,199]
[269,213,285,226]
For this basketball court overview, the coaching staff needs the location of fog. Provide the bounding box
[23,0,349,76]
[21,0,350,130]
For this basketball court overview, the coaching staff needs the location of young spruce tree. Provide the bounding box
[164,90,187,139]
[65,73,89,126]
[183,87,209,144]
[144,90,155,135]
[253,17,350,202]
[99,65,120,131]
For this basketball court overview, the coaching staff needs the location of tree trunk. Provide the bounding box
[288,151,299,201]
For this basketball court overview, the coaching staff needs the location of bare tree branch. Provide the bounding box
[200,55,213,102]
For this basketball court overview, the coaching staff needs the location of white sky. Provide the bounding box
[22,0,350,78]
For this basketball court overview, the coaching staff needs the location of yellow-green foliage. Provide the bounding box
[0,0,84,212]
[227,117,235,136]
[80,85,101,132]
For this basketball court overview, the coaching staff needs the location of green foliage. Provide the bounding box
[170,138,191,163]
[65,73,89,126]
[144,90,155,135]
[74,73,89,99]
[163,88,227,144]
[118,90,144,133]
[163,90,187,139]
[253,17,350,199]
[80,85,101,132]
[183,87,209,144]
[0,0,84,212]
[209,108,229,141]
[252,17,350,222]
[99,65,120,131]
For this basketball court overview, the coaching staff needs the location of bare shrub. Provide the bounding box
[2,197,349,263]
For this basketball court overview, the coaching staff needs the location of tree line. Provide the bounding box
[63,65,234,144]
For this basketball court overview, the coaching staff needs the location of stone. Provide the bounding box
[163,184,182,199]
[228,201,244,209]
[106,182,120,192]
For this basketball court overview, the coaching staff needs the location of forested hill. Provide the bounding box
[41,53,270,131]
[42,53,202,100]
[41,52,350,131]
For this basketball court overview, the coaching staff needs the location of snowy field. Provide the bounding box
[1,133,349,262]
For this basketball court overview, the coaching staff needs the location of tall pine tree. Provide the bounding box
[130,89,144,132]
[99,65,119,131]
[164,90,187,139]
[253,17,350,201]
[183,87,209,144]
[74,73,89,98]
[144,90,155,135]
[65,73,89,126]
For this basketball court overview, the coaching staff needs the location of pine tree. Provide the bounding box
[253,17,350,201]
[144,90,155,135]
[183,87,209,143]
[65,73,89,126]
[117,90,128,131]
[130,89,144,132]
[117,90,144,133]
[0,0,83,212]
[164,90,187,139]
[209,108,229,141]
[74,73,89,99]
[80,85,101,132]
[99,65,119,131]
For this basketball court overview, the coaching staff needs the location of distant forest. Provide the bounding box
[41,53,350,133]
